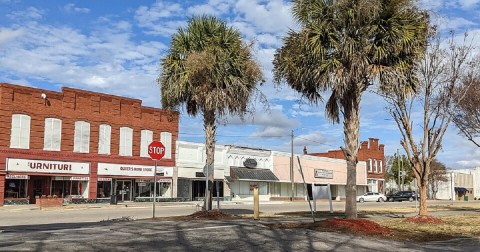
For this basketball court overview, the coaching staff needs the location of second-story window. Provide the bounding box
[367,159,372,172]
[119,127,133,156]
[378,160,383,173]
[10,114,31,149]
[140,130,153,157]
[98,124,111,155]
[373,159,378,173]
[160,132,172,159]
[44,118,62,151]
[74,121,90,153]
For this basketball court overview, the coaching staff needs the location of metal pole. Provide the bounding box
[216,180,220,210]
[397,149,400,191]
[400,155,404,191]
[291,129,294,201]
[205,164,209,211]
[297,156,315,223]
[153,160,157,219]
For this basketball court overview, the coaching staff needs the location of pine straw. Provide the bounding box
[405,215,444,224]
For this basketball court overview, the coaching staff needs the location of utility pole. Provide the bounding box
[291,129,294,201]
[397,149,400,191]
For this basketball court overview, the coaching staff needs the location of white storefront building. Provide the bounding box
[175,141,368,201]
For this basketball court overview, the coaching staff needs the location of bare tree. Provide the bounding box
[381,32,474,216]
[428,159,448,199]
[451,75,480,147]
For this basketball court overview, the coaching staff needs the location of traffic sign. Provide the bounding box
[148,141,166,160]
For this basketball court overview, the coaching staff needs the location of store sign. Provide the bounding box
[97,163,173,177]
[6,158,90,175]
[244,158,257,168]
[98,177,112,182]
[71,177,89,181]
[5,174,29,179]
[314,169,333,179]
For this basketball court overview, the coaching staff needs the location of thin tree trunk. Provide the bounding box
[342,91,361,219]
[419,178,428,216]
[203,110,216,211]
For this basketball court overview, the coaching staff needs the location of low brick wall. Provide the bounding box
[36,198,64,207]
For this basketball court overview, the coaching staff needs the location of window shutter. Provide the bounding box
[44,118,52,150]
[119,127,132,156]
[105,124,111,154]
[21,115,31,149]
[119,127,125,156]
[140,130,153,157]
[161,132,172,159]
[98,124,111,155]
[74,121,82,152]
[82,122,90,153]
[10,115,21,148]
[52,119,62,151]
[126,128,133,156]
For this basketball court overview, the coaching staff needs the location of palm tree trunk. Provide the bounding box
[342,90,361,219]
[203,110,216,211]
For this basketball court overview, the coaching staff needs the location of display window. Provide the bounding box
[4,179,28,198]
[51,177,89,198]
[97,181,112,198]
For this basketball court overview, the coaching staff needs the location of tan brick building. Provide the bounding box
[309,138,385,193]
[0,83,178,206]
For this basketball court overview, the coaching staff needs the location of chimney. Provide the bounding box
[303,146,308,155]
[369,138,379,150]
[360,141,368,149]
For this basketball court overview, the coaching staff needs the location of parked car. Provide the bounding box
[386,191,419,202]
[356,192,387,203]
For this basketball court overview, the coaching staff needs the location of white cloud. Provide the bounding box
[234,0,295,35]
[64,3,90,14]
[7,6,44,20]
[0,17,166,106]
[0,27,24,45]
[459,0,480,9]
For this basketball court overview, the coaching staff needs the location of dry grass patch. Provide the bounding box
[377,214,480,241]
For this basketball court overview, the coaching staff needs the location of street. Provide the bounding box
[0,200,479,251]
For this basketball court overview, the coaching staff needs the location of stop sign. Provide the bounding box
[148,141,166,160]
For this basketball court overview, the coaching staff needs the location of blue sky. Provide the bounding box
[1,0,479,169]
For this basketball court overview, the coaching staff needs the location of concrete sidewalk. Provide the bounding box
[0,200,288,212]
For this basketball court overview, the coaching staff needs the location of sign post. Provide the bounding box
[148,141,166,219]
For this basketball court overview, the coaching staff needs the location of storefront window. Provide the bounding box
[136,181,153,197]
[51,179,88,198]
[97,181,111,198]
[4,179,28,198]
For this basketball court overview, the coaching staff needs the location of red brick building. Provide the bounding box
[0,83,178,206]
[309,138,385,193]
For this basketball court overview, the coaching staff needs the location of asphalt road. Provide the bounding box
[0,200,478,227]
[0,200,479,251]
[1,217,479,251]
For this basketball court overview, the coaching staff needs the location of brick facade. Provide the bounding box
[309,138,385,192]
[0,83,178,206]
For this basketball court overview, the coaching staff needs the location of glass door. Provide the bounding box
[116,180,133,202]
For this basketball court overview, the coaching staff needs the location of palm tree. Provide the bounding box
[159,16,263,211]
[273,0,428,219]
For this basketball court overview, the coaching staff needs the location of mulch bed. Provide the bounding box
[405,215,444,224]
[318,218,392,235]
[186,210,236,219]
[267,218,391,236]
